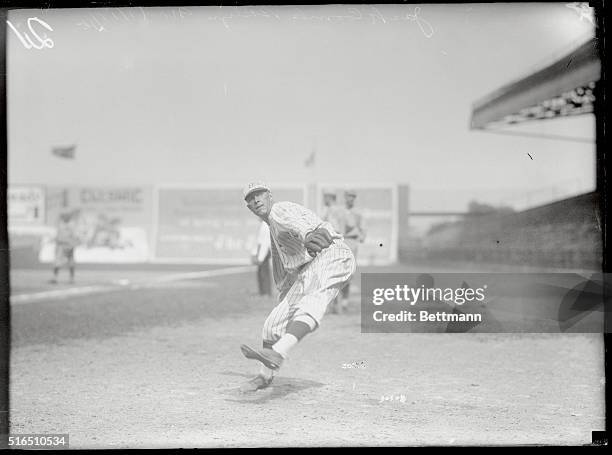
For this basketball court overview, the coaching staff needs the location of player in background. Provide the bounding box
[49,211,80,284]
[320,189,345,233]
[239,182,356,393]
[251,220,272,296]
[336,189,366,313]
[320,189,347,314]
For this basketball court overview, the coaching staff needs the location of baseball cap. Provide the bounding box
[243,181,270,200]
[345,188,357,196]
[322,188,336,196]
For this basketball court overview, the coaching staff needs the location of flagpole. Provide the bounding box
[307,137,317,211]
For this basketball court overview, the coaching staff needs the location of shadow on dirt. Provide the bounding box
[218,371,324,404]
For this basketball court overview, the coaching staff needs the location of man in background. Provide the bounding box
[50,211,80,284]
[335,189,366,313]
[321,189,346,314]
[251,220,272,296]
[320,189,345,234]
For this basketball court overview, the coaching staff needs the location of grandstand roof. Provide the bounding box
[470,38,600,129]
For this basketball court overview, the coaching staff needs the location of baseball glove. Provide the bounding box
[305,227,334,257]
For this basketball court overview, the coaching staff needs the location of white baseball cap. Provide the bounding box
[243,181,270,200]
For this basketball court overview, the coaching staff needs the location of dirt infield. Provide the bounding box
[8,266,606,447]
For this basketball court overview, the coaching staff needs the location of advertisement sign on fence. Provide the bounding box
[39,186,152,263]
[153,185,306,263]
[8,186,45,227]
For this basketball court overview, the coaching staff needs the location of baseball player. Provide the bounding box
[334,189,366,313]
[239,182,356,393]
[320,189,345,233]
[320,189,348,314]
[49,211,80,284]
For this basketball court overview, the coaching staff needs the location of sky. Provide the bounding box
[7,3,597,215]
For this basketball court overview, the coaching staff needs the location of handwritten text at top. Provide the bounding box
[74,5,434,39]
[7,17,54,50]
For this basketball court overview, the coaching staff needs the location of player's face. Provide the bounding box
[246,190,272,218]
[345,194,356,208]
[323,194,335,206]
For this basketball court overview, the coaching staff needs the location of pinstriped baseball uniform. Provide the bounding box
[262,201,356,344]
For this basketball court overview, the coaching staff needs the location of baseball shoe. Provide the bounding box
[239,374,273,393]
[240,344,284,370]
[48,278,58,284]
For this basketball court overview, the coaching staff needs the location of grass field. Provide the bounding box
[8,262,606,447]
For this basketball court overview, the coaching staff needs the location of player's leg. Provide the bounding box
[241,313,313,393]
[49,267,59,284]
[49,246,62,284]
[240,245,355,390]
[245,281,302,369]
[241,265,317,370]
[265,244,355,361]
[269,307,325,359]
[239,276,299,392]
[239,304,293,392]
[340,280,350,312]
[67,249,75,284]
